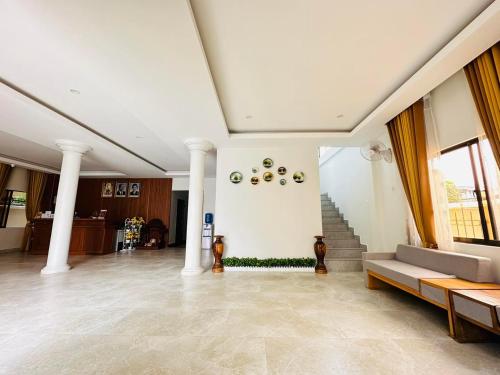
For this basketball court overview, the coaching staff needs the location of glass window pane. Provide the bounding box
[471,143,495,239]
[441,146,484,239]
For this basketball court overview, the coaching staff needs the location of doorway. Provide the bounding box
[169,191,189,246]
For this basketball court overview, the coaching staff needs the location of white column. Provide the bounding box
[41,140,91,275]
[182,138,213,275]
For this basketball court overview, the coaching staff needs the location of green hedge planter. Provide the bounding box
[222,257,316,268]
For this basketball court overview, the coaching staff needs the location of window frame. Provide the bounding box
[441,138,500,247]
[0,189,14,228]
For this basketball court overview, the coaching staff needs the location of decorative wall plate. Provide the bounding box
[252,167,258,173]
[263,158,273,168]
[230,171,243,184]
[251,176,259,185]
[280,178,286,185]
[293,171,305,183]
[277,166,287,175]
[263,172,273,182]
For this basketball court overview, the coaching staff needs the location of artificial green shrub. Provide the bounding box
[222,257,316,267]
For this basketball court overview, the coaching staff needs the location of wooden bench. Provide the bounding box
[367,270,500,339]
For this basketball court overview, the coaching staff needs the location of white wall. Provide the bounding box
[172,177,216,216]
[215,146,322,258]
[319,133,408,251]
[0,227,24,251]
[6,166,28,191]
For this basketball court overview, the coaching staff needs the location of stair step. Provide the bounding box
[325,238,361,248]
[322,217,344,224]
[325,259,363,272]
[323,223,349,231]
[326,248,364,259]
[323,231,354,240]
[321,206,338,212]
[322,211,341,218]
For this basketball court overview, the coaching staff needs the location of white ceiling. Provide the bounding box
[191,0,493,133]
[0,0,498,177]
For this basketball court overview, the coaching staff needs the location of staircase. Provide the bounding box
[321,193,366,272]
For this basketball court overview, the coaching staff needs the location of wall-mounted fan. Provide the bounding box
[360,141,392,163]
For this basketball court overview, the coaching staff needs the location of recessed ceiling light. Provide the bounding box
[69,88,80,94]
[336,114,344,118]
[245,115,253,119]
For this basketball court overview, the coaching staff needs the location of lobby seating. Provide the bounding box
[451,289,500,342]
[363,244,500,341]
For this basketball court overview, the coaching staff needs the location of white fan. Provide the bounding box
[360,141,392,163]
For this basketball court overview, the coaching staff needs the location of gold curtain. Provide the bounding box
[0,163,12,199]
[21,170,47,251]
[464,42,500,167]
[387,99,437,248]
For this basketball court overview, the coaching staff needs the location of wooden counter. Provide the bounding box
[31,218,116,255]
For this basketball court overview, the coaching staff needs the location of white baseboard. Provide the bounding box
[224,266,314,272]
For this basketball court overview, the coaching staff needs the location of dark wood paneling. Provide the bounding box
[74,178,172,227]
[44,178,172,227]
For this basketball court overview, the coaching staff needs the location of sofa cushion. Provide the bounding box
[395,244,494,283]
[364,259,455,291]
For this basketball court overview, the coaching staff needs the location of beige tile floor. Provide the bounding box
[0,249,499,374]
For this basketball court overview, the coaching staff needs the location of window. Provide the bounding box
[441,138,500,246]
[0,190,26,228]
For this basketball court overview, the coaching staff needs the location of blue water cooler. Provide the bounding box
[202,213,214,250]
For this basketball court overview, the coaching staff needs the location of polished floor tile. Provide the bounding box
[0,249,499,374]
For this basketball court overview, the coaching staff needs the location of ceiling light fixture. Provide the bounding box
[336,114,344,119]
[69,88,80,95]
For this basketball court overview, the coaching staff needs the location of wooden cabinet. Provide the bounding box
[31,218,116,255]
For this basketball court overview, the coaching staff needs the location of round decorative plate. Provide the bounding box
[263,172,273,182]
[277,166,287,175]
[280,178,286,186]
[230,171,243,184]
[263,158,273,168]
[293,171,305,183]
[250,176,259,185]
[252,167,258,173]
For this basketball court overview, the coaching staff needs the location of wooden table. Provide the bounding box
[31,218,116,255]
[420,278,500,337]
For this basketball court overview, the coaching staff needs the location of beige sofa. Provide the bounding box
[363,244,495,289]
[363,244,498,341]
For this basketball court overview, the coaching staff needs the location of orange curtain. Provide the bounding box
[464,42,500,167]
[387,99,437,248]
[0,163,12,199]
[21,170,47,251]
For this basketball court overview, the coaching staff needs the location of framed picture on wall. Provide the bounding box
[102,182,114,198]
[115,182,128,197]
[128,182,141,197]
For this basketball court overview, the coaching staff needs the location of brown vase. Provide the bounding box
[212,235,224,273]
[314,236,328,274]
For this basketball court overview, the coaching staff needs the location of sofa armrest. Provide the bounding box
[362,252,395,261]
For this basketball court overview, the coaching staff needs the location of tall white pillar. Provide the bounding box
[41,140,91,275]
[182,138,213,276]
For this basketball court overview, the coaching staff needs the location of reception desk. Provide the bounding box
[31,218,116,255]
